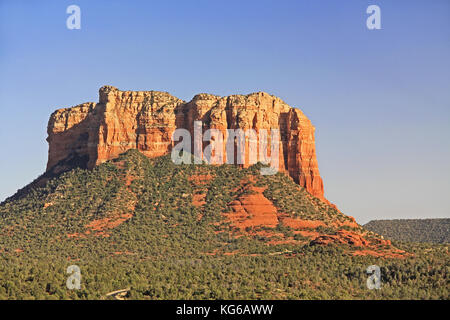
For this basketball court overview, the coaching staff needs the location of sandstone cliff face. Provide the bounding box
[47,86,325,200]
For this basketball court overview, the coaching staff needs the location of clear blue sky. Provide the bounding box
[0,0,449,223]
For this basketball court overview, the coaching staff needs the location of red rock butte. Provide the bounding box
[47,86,325,200]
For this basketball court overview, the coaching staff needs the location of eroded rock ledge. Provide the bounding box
[47,86,325,199]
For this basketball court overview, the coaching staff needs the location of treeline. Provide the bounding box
[364,219,450,244]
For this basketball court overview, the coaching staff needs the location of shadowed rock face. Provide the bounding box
[47,85,325,199]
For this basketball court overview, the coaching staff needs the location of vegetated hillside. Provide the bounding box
[0,150,448,300]
[364,219,450,244]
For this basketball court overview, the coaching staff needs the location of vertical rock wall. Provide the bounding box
[47,86,325,199]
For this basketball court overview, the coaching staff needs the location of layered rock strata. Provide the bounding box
[47,86,325,199]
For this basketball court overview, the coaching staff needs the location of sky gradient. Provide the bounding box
[0,0,449,223]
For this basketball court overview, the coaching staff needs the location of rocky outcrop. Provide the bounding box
[47,86,325,199]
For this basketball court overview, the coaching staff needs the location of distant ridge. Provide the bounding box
[364,219,450,244]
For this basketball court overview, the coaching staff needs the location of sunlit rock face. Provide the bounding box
[47,86,325,200]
